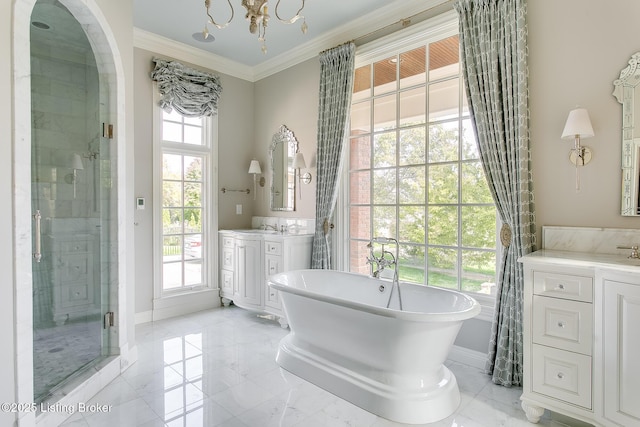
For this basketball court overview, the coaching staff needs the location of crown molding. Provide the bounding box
[133,27,255,81]
[134,0,452,83]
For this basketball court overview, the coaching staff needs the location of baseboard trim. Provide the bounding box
[136,289,221,324]
[135,310,153,325]
[151,289,220,322]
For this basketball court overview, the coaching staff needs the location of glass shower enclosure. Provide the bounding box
[30,0,117,403]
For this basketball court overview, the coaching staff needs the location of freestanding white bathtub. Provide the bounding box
[268,269,481,424]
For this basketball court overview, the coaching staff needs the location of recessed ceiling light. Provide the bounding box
[32,21,50,30]
[192,32,215,43]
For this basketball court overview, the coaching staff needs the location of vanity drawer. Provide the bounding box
[265,255,282,276]
[222,236,235,248]
[265,241,282,256]
[265,284,281,309]
[220,269,233,294]
[533,271,593,302]
[532,344,592,409]
[532,295,592,355]
[221,247,234,269]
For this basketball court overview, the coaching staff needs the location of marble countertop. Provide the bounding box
[219,229,314,238]
[520,249,640,273]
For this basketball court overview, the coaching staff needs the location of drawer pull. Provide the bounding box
[556,372,565,380]
[555,284,565,291]
[557,321,565,328]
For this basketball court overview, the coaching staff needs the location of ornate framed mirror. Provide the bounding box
[613,52,640,216]
[269,125,298,211]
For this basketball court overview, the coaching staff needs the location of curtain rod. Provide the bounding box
[351,0,455,47]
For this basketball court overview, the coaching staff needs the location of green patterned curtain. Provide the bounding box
[311,43,356,269]
[453,0,536,387]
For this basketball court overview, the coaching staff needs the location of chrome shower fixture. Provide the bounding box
[366,237,402,310]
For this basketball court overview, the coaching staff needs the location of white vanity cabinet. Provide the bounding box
[218,230,313,326]
[233,234,263,310]
[219,232,235,304]
[264,235,314,320]
[264,240,284,313]
[521,260,594,423]
[520,250,640,427]
[598,269,640,427]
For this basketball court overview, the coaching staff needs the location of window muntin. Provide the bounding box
[346,34,497,296]
[159,111,211,293]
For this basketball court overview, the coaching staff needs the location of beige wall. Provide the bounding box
[252,58,320,219]
[529,0,640,241]
[216,66,258,229]
[133,49,155,317]
[133,48,256,315]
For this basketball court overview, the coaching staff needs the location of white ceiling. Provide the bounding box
[133,0,451,76]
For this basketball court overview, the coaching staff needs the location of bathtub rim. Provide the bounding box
[268,269,481,323]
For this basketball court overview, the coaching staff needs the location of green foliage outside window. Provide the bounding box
[162,156,203,256]
[352,122,497,294]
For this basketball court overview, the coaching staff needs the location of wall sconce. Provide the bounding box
[292,152,312,199]
[561,108,594,190]
[64,153,84,198]
[248,159,263,200]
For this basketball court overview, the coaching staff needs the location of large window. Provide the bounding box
[345,23,498,297]
[156,109,215,294]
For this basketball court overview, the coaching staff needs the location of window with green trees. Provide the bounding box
[160,110,211,292]
[347,34,497,296]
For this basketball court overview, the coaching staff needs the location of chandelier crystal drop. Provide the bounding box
[203,0,307,54]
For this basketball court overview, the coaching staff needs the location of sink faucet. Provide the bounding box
[617,244,640,259]
[262,223,277,231]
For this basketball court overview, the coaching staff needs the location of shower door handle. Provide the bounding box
[33,210,42,263]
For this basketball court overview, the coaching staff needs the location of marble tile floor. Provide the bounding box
[59,306,567,427]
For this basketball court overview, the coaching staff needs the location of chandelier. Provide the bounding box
[203,0,308,54]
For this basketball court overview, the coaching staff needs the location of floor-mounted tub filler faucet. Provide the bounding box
[366,237,403,310]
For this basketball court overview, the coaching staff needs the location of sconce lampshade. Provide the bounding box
[561,108,594,139]
[71,153,84,170]
[292,152,306,169]
[248,160,261,174]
